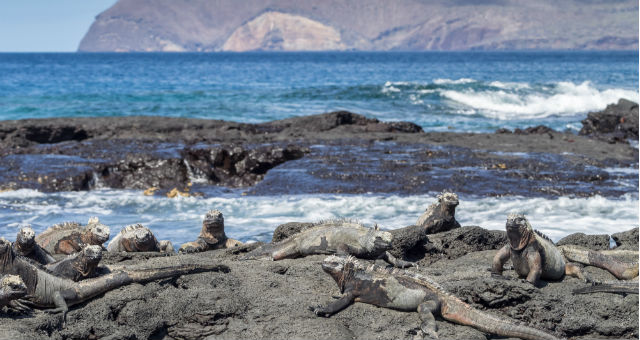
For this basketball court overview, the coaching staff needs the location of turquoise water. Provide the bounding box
[0,51,637,132]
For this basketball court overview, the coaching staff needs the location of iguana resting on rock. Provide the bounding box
[558,245,638,280]
[415,191,461,234]
[492,214,589,286]
[0,238,229,320]
[311,255,559,340]
[45,245,103,281]
[573,280,639,295]
[243,220,415,268]
[0,275,27,309]
[107,224,173,253]
[179,210,242,253]
[12,226,56,265]
[36,217,110,255]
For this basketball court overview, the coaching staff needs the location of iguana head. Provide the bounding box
[124,225,158,251]
[506,213,533,251]
[200,210,227,245]
[322,255,358,293]
[438,191,459,214]
[85,217,110,246]
[364,226,393,254]
[15,226,36,255]
[74,245,103,276]
[0,274,27,299]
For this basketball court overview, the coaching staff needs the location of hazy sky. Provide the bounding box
[0,0,117,52]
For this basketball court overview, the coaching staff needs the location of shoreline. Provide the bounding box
[0,107,637,198]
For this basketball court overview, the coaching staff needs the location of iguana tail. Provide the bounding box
[440,296,561,340]
[74,263,229,302]
[560,246,639,280]
[241,241,297,260]
[573,281,639,295]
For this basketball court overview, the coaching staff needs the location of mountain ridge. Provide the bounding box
[78,0,639,52]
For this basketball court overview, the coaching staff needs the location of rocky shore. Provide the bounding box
[0,226,637,340]
[0,100,637,197]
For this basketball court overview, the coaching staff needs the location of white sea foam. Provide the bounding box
[440,81,638,119]
[0,190,637,245]
[433,78,476,85]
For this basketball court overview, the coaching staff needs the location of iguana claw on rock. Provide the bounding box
[45,245,103,281]
[243,220,415,268]
[13,226,56,265]
[0,237,229,321]
[179,210,242,253]
[313,255,559,340]
[35,217,110,255]
[107,224,174,253]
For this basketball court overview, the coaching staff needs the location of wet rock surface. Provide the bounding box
[0,110,637,197]
[580,99,639,143]
[1,226,637,340]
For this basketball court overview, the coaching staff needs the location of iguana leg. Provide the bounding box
[309,292,355,317]
[45,291,69,322]
[417,299,440,339]
[491,245,510,276]
[565,263,593,283]
[8,299,33,313]
[525,251,542,286]
[379,251,416,268]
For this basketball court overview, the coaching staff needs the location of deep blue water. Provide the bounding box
[0,51,637,132]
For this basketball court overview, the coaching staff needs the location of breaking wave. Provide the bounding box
[0,189,636,245]
[381,79,638,120]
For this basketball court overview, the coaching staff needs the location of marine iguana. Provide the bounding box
[311,255,559,340]
[0,238,229,320]
[107,224,174,253]
[492,214,587,286]
[415,191,461,234]
[243,220,415,268]
[179,210,242,253]
[12,226,56,265]
[573,280,639,295]
[45,245,103,281]
[35,217,110,255]
[0,275,27,309]
[558,245,638,280]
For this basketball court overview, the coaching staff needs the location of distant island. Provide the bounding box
[78,0,638,52]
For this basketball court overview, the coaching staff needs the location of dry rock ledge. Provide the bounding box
[0,101,637,197]
[0,226,637,340]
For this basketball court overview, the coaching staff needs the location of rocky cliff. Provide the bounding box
[78,0,638,52]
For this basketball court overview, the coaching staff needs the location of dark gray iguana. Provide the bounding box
[12,226,56,265]
[0,274,27,309]
[311,255,559,340]
[415,191,461,234]
[45,245,103,281]
[492,214,637,286]
[107,224,174,253]
[0,237,229,320]
[179,210,242,253]
[243,219,415,268]
[35,217,110,255]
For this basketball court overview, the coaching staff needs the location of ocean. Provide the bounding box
[0,51,638,245]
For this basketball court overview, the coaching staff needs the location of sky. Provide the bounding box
[0,0,117,52]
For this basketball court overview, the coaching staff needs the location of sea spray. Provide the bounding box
[0,189,637,245]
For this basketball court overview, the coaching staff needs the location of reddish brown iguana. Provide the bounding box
[311,255,559,340]
[35,217,110,255]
